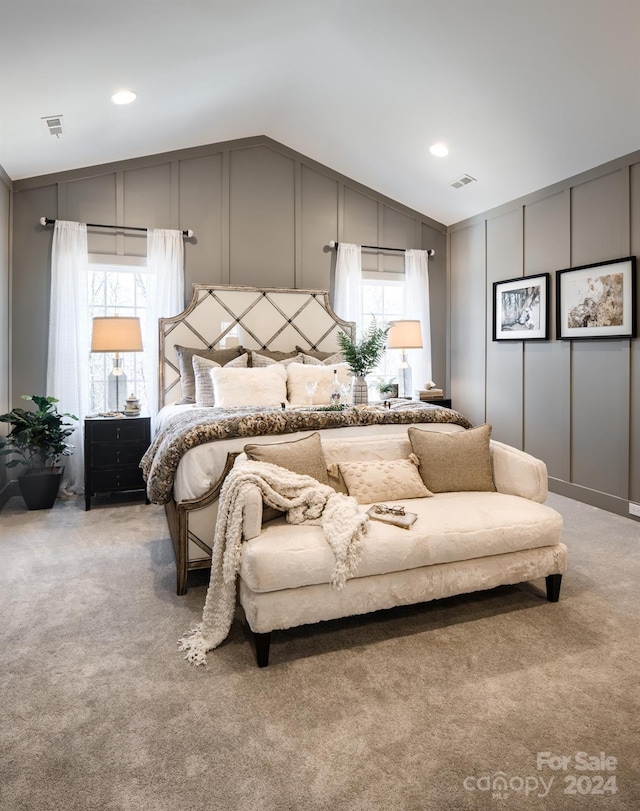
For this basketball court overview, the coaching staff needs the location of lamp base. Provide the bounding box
[398,355,412,399]
[108,361,127,412]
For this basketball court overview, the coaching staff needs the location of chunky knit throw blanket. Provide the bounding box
[179,461,369,666]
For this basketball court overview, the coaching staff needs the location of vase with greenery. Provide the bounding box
[337,320,390,404]
[0,395,78,509]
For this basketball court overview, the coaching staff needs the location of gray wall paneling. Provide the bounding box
[630,163,640,505]
[9,135,446,415]
[522,191,570,481]
[450,153,640,516]
[179,154,224,289]
[300,166,338,290]
[12,184,57,401]
[423,223,446,391]
[449,222,486,426]
[485,209,524,449]
[229,146,295,288]
[0,169,10,501]
[569,170,631,501]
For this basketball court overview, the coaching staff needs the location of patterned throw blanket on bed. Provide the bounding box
[141,402,472,504]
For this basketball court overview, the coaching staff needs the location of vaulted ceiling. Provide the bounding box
[2,0,639,225]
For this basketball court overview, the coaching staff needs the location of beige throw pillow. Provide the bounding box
[174,344,245,403]
[192,352,248,406]
[244,432,330,485]
[250,351,305,368]
[408,424,496,493]
[338,457,432,504]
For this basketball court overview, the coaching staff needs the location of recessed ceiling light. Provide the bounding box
[429,142,449,157]
[111,90,137,105]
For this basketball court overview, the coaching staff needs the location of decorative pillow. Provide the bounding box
[286,362,352,406]
[337,457,432,504]
[192,352,248,406]
[298,351,345,366]
[295,346,335,361]
[250,351,305,368]
[174,344,245,404]
[244,432,330,485]
[408,424,496,493]
[210,364,288,408]
[249,349,300,366]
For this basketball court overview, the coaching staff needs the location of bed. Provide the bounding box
[142,284,472,594]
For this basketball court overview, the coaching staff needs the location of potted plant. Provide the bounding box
[337,320,390,404]
[377,379,399,399]
[0,395,78,510]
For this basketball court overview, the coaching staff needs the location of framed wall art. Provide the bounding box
[492,273,550,341]
[556,256,636,340]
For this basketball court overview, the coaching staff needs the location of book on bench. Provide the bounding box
[366,505,418,530]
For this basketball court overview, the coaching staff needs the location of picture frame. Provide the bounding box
[492,273,550,341]
[556,256,636,340]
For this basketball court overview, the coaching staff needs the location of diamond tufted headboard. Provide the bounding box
[158,285,355,407]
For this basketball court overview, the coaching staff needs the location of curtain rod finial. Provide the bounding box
[328,240,337,249]
[40,217,48,226]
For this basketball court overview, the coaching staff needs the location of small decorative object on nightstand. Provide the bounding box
[84,414,150,510]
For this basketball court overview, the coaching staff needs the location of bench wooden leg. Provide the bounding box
[545,573,562,602]
[254,632,271,668]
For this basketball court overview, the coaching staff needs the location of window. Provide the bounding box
[361,278,405,397]
[88,258,149,413]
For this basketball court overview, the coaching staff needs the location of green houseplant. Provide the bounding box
[337,320,390,404]
[0,395,78,509]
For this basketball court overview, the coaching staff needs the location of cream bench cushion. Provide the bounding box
[239,491,562,593]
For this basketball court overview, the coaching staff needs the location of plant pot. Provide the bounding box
[352,376,369,405]
[18,467,64,510]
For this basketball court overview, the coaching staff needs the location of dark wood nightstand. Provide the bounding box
[84,415,151,510]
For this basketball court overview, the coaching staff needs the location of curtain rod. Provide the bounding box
[328,240,434,258]
[39,217,194,238]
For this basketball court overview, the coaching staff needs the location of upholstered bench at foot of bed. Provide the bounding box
[236,491,567,667]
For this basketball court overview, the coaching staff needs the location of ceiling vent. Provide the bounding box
[41,115,64,137]
[449,174,476,189]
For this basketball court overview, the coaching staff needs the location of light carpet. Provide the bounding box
[0,491,639,811]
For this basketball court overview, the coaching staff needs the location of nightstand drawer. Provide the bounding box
[91,442,148,468]
[91,467,145,492]
[88,419,148,443]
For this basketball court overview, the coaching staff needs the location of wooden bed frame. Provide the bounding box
[158,284,354,594]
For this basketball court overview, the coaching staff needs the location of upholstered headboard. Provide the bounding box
[159,285,355,407]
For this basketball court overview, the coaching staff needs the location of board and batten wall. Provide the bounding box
[449,150,640,516]
[10,135,446,407]
[0,165,11,503]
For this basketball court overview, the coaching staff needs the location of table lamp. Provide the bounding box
[91,316,143,412]
[387,320,422,398]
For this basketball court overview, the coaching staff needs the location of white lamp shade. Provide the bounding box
[91,316,143,352]
[387,320,423,350]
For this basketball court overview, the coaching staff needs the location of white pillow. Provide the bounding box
[210,364,288,408]
[192,353,248,406]
[286,362,352,406]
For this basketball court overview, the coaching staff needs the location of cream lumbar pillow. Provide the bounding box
[244,432,330,485]
[210,364,287,408]
[408,423,496,493]
[286,362,352,406]
[337,456,432,504]
[192,352,248,407]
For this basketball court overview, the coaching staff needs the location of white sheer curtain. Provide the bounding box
[404,249,433,389]
[333,242,362,335]
[47,220,90,494]
[144,229,185,427]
